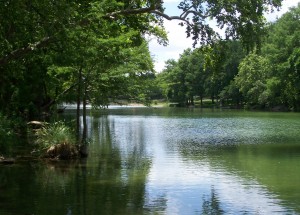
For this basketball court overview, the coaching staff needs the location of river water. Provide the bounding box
[1,107,300,214]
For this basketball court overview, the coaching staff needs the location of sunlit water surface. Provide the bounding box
[1,107,300,214]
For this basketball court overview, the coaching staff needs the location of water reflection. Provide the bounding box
[202,187,224,215]
[1,108,300,214]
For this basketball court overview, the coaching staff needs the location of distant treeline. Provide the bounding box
[156,4,300,111]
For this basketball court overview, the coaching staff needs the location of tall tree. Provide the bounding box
[234,52,271,107]
[158,48,207,106]
[203,40,245,104]
[233,3,300,109]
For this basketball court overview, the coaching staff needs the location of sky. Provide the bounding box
[149,0,300,72]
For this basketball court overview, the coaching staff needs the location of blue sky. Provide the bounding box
[149,0,300,72]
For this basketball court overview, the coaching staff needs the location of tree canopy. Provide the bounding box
[0,0,283,65]
[0,0,286,124]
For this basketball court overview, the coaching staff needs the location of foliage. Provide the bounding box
[157,49,208,106]
[0,0,284,122]
[232,3,300,109]
[157,40,245,107]
[86,40,156,107]
[261,3,300,109]
[234,53,271,106]
[175,0,282,49]
[203,40,245,103]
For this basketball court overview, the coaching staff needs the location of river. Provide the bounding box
[1,107,300,214]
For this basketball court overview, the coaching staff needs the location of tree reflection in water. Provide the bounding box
[78,115,152,214]
[144,194,167,214]
[2,109,300,215]
[0,114,152,215]
[202,186,224,215]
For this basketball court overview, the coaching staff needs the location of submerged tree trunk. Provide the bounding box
[82,82,87,142]
[76,68,82,139]
[200,96,203,107]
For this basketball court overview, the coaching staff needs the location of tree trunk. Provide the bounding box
[200,95,203,107]
[82,82,87,142]
[191,96,194,106]
[76,68,82,140]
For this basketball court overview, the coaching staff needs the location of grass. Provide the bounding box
[34,121,79,159]
[35,121,75,148]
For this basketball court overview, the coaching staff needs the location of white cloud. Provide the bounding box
[163,0,181,3]
[265,1,300,21]
[150,20,194,72]
[149,0,300,73]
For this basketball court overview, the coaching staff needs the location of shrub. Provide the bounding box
[35,121,78,159]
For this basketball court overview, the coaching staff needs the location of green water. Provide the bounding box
[1,107,300,214]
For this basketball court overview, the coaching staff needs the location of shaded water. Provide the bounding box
[1,107,300,214]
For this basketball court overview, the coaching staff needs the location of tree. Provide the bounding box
[176,48,207,106]
[199,40,245,105]
[207,41,245,106]
[234,52,271,107]
[0,0,283,66]
[158,40,245,107]
[0,1,162,118]
[261,3,300,109]
[185,48,207,106]
[47,22,155,141]
[157,3,299,110]
[0,0,285,121]
[157,59,185,105]
[158,48,207,106]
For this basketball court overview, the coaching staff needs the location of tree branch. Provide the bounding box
[0,36,52,66]
[105,7,155,18]
[105,6,209,28]
[42,81,78,110]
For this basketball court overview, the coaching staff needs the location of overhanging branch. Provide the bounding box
[105,6,209,30]
[105,7,155,17]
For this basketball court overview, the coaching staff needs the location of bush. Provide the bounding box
[35,121,78,159]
